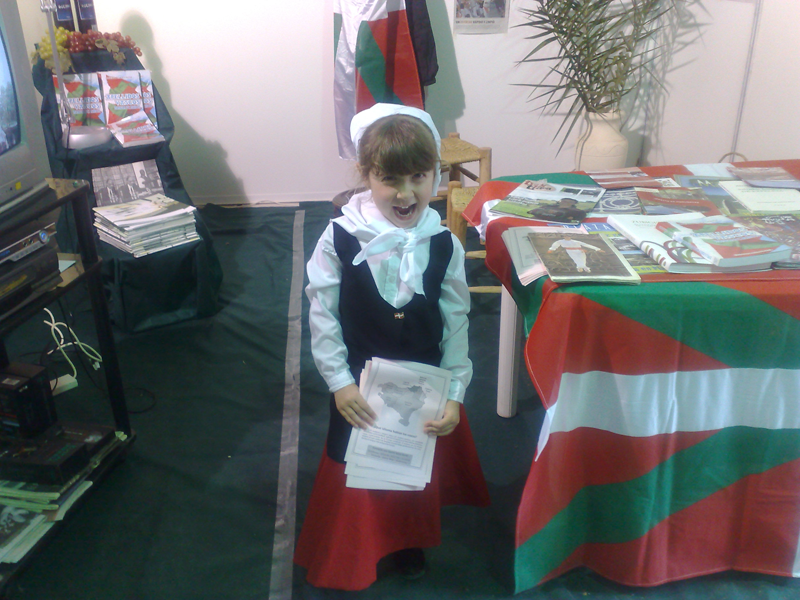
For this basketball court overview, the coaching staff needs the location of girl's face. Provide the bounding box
[367,169,435,228]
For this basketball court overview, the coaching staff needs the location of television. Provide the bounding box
[0,1,51,213]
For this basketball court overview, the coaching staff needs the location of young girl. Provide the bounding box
[294,103,490,591]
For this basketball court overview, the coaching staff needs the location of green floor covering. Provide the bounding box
[1,201,797,600]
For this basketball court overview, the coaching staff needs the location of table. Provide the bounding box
[463,160,800,592]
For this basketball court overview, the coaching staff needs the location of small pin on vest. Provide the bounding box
[394,312,405,320]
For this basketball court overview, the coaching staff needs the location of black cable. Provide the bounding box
[125,386,157,414]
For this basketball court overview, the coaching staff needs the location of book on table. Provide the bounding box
[672,175,754,216]
[636,187,722,217]
[655,216,793,268]
[344,358,450,491]
[607,213,776,273]
[584,167,663,189]
[489,180,604,224]
[718,181,800,214]
[99,70,164,147]
[526,231,641,284]
[590,188,643,214]
[729,214,800,268]
[726,166,800,189]
[52,72,105,131]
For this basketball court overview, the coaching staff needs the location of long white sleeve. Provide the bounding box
[437,236,472,403]
[306,224,355,394]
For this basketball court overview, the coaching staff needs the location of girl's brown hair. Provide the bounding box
[357,114,439,181]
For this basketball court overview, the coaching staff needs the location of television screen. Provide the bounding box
[0,1,51,211]
[0,33,21,157]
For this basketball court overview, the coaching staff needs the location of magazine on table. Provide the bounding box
[726,166,800,189]
[93,194,196,230]
[586,222,666,275]
[526,231,641,284]
[730,214,800,268]
[489,180,604,224]
[607,213,774,273]
[344,358,451,491]
[672,175,751,216]
[501,225,585,285]
[584,167,663,189]
[590,188,643,214]
[655,215,793,268]
[636,187,722,217]
[718,181,800,214]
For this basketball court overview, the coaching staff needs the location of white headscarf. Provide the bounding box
[343,103,447,298]
[349,103,443,194]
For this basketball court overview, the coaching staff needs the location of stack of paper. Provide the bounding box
[93,194,200,258]
[344,358,451,491]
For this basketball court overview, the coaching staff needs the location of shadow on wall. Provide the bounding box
[424,0,466,136]
[625,1,705,166]
[120,12,247,205]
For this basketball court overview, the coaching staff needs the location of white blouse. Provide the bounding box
[306,191,472,402]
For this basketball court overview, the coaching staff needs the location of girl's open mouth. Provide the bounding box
[394,204,417,219]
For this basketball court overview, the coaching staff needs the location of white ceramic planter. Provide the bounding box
[574,111,629,171]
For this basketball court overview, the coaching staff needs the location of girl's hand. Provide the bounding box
[334,384,377,429]
[424,400,460,437]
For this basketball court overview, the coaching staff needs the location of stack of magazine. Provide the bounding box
[344,358,451,491]
[93,194,200,258]
[0,424,126,564]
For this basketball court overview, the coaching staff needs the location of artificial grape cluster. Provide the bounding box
[34,26,71,61]
[33,27,143,71]
[68,30,143,57]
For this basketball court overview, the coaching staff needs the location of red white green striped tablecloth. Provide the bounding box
[463,164,800,593]
[515,277,800,591]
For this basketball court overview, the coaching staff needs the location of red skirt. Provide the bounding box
[294,405,490,590]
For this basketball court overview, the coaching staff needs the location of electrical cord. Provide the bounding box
[54,301,158,414]
[43,307,102,380]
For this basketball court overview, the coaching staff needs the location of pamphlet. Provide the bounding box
[344,358,450,491]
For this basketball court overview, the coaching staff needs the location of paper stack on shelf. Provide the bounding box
[0,507,51,564]
[93,194,200,258]
[344,358,451,491]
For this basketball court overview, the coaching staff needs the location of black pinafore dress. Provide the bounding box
[294,223,490,591]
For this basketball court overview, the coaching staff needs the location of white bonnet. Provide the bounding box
[349,103,442,194]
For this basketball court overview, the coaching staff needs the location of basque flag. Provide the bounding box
[334,0,424,159]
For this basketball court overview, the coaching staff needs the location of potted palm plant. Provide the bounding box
[517,0,677,170]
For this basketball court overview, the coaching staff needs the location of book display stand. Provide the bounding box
[0,179,134,591]
[32,49,222,333]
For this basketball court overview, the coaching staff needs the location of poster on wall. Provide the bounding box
[453,0,510,34]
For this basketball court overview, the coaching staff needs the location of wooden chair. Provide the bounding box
[447,181,501,294]
[439,133,493,200]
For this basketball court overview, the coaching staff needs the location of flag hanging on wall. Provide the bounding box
[334,0,424,159]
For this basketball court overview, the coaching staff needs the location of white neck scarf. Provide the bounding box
[340,193,446,297]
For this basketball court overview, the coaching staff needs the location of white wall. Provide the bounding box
[16,0,800,205]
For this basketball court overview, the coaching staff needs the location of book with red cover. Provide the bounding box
[637,187,722,217]
[655,216,792,267]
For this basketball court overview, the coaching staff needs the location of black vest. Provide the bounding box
[326,222,453,462]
